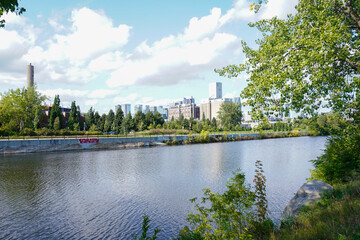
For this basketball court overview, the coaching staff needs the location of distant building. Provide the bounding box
[121,104,131,116]
[27,63,34,88]
[134,104,143,114]
[143,105,150,114]
[157,106,168,119]
[200,98,240,121]
[209,82,222,99]
[149,106,157,114]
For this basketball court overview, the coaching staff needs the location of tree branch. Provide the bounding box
[335,0,360,33]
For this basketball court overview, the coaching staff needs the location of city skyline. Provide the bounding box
[0,0,298,114]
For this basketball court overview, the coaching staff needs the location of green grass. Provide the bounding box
[272,180,360,240]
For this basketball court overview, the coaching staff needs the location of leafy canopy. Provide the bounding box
[217,0,360,119]
[0,0,26,27]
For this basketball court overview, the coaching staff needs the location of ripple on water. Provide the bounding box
[0,136,327,239]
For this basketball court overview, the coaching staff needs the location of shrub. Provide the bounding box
[20,128,36,136]
[311,126,360,184]
[180,160,272,239]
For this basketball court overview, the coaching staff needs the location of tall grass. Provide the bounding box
[273,180,360,240]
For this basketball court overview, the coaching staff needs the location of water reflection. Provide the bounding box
[0,136,326,239]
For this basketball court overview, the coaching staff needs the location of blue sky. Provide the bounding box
[0,0,298,114]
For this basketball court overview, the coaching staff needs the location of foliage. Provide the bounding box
[217,102,242,129]
[112,107,124,133]
[53,116,61,130]
[307,112,347,136]
[133,215,161,240]
[48,95,62,129]
[85,107,95,130]
[0,87,47,134]
[68,101,80,131]
[103,109,115,132]
[311,124,360,184]
[275,179,360,240]
[217,0,360,120]
[181,161,272,239]
[0,0,25,27]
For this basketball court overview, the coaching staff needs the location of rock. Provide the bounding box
[281,180,333,221]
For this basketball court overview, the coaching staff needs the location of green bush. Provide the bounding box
[180,160,273,239]
[20,128,36,136]
[311,126,360,184]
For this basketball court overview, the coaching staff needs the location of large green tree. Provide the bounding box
[48,95,62,129]
[217,102,242,129]
[0,0,25,27]
[0,87,46,133]
[67,101,80,130]
[218,0,360,182]
[217,0,360,120]
[111,107,124,133]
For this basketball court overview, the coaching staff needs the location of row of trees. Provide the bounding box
[0,87,244,136]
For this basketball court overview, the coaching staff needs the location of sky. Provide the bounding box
[0,0,298,114]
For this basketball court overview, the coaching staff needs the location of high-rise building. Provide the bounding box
[121,104,131,116]
[149,106,157,114]
[209,82,222,99]
[27,63,34,88]
[143,105,150,114]
[134,104,143,114]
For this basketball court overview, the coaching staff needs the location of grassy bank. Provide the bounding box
[272,179,360,240]
[164,130,316,146]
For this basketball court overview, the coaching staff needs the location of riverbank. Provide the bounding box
[0,130,315,155]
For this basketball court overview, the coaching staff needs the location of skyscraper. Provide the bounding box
[121,104,131,116]
[27,63,34,88]
[209,82,222,99]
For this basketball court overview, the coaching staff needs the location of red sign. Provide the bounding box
[78,138,99,144]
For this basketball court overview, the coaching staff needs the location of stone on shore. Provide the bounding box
[281,180,333,221]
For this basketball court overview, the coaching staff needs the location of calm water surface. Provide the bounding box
[0,136,327,239]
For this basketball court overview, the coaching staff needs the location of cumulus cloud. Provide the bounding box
[0,0,298,93]
[107,18,241,87]
[0,7,132,87]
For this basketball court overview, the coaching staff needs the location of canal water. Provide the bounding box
[0,136,327,239]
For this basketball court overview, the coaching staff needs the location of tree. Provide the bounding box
[48,95,62,129]
[53,117,61,130]
[33,106,42,130]
[0,0,25,28]
[68,101,80,130]
[121,113,134,133]
[85,107,95,130]
[217,102,242,129]
[144,111,154,129]
[112,107,124,133]
[153,111,165,127]
[97,113,106,132]
[217,0,360,182]
[217,0,360,120]
[133,110,145,131]
[103,109,114,132]
[0,87,46,133]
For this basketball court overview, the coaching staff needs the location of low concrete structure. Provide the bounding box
[281,180,333,221]
[0,133,260,155]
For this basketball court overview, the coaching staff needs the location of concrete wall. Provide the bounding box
[0,133,260,155]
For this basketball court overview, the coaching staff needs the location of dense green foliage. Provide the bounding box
[48,95,62,129]
[217,0,360,120]
[217,102,242,129]
[0,87,47,134]
[0,0,25,27]
[178,161,273,240]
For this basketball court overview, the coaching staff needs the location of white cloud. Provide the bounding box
[113,93,140,104]
[89,89,119,99]
[85,99,98,106]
